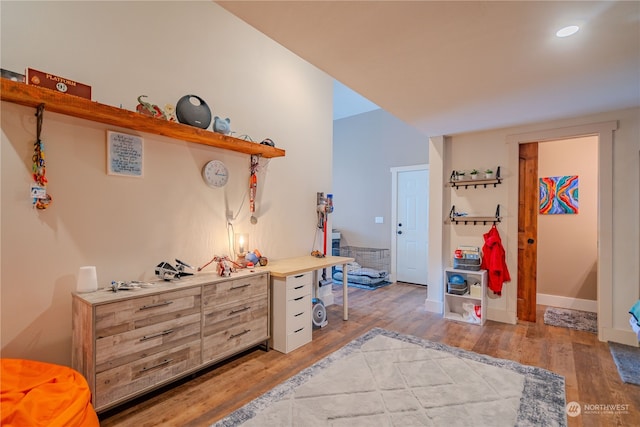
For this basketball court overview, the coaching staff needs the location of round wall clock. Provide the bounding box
[202,160,229,188]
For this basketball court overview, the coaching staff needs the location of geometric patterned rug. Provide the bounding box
[543,306,598,334]
[211,328,566,426]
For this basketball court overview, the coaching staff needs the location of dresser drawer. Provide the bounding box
[287,293,310,319]
[288,281,311,300]
[95,312,201,373]
[288,307,310,334]
[95,340,201,410]
[203,273,268,309]
[285,323,312,353]
[203,294,268,331]
[285,272,312,290]
[95,287,201,338]
[202,295,269,362]
[202,317,268,362]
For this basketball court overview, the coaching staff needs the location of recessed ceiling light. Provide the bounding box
[556,25,580,38]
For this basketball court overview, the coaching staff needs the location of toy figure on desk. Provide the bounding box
[155,259,194,280]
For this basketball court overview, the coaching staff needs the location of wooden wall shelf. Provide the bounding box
[450,166,502,188]
[0,79,285,158]
[448,205,502,225]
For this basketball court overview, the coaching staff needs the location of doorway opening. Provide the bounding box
[508,121,615,340]
[517,136,599,322]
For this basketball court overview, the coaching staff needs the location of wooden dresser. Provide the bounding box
[72,270,269,413]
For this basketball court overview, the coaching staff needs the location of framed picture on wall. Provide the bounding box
[106,131,144,177]
[539,175,579,214]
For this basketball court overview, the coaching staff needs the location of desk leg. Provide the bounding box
[342,262,348,320]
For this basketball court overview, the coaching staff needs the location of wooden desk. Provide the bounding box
[267,255,355,320]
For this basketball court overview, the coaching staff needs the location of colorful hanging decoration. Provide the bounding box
[249,155,259,220]
[31,104,52,209]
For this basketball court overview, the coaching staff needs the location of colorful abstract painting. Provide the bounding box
[539,175,579,214]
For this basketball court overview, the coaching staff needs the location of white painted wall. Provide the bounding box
[443,130,513,321]
[1,1,333,365]
[332,109,428,250]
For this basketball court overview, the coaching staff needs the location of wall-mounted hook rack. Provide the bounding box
[448,205,501,225]
[450,166,502,189]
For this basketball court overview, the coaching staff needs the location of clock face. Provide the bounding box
[202,160,229,188]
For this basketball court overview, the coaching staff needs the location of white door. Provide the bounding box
[395,168,429,285]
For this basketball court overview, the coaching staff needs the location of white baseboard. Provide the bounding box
[425,298,442,314]
[600,327,640,347]
[319,285,334,306]
[537,293,597,313]
[487,308,517,324]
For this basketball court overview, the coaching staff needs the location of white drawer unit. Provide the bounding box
[270,272,313,353]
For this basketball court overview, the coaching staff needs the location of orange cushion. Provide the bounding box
[1,359,99,427]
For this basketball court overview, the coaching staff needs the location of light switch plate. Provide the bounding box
[375,216,384,224]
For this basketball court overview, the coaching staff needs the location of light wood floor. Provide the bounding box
[100,282,639,427]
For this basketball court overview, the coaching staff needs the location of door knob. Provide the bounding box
[527,238,534,244]
[397,230,403,235]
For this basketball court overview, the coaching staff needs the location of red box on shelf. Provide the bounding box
[26,68,91,100]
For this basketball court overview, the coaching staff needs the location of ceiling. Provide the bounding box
[217,1,639,136]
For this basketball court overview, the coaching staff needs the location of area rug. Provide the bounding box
[212,328,566,426]
[609,342,640,386]
[543,306,597,334]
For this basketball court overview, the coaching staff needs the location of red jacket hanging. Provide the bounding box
[480,225,511,295]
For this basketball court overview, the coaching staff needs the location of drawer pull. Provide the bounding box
[293,274,305,278]
[229,306,251,315]
[230,283,251,290]
[139,301,173,310]
[140,329,174,342]
[294,312,304,317]
[294,327,304,334]
[229,329,250,339]
[293,296,304,301]
[294,285,305,290]
[140,358,172,373]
